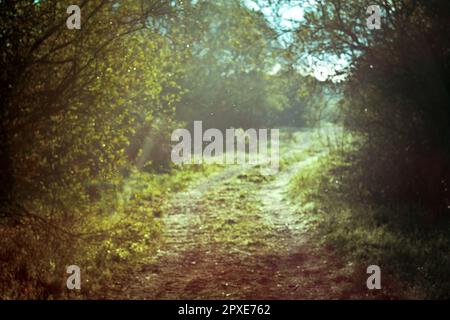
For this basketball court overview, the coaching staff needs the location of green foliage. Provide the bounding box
[0,162,217,299]
[175,0,315,129]
[340,0,450,218]
[0,0,185,299]
[5,0,449,300]
[287,0,450,297]
[291,0,450,218]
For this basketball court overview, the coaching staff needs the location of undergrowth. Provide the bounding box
[289,152,450,299]
[0,164,217,299]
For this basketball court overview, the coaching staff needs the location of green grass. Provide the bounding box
[0,163,221,299]
[289,152,450,299]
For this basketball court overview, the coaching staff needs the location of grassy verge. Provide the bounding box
[289,152,450,299]
[0,164,220,299]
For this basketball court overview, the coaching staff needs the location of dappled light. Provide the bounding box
[0,0,449,301]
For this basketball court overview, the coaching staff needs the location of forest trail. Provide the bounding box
[106,128,402,299]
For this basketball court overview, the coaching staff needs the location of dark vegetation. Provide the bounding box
[0,0,449,299]
[288,0,450,298]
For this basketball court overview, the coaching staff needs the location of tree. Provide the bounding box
[282,0,450,218]
[174,0,288,129]
[0,0,182,217]
[0,0,188,298]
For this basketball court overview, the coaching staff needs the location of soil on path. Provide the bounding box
[106,128,406,299]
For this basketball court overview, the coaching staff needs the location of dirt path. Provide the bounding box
[106,128,404,299]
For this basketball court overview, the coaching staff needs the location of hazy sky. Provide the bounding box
[245,0,304,34]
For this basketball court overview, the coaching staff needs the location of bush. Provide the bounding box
[341,1,450,221]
